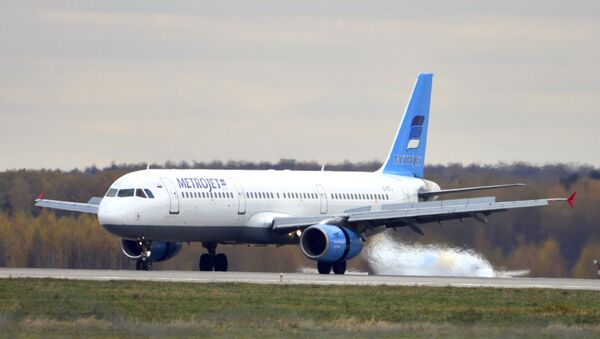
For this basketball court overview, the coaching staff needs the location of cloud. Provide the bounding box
[1,1,599,170]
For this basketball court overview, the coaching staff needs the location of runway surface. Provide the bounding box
[1,268,599,290]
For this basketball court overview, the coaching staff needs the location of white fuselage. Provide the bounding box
[98,169,433,244]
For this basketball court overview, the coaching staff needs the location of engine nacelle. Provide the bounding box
[300,224,363,263]
[121,239,182,262]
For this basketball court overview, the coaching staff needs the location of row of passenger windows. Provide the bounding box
[331,192,389,201]
[105,188,155,199]
[182,191,234,199]
[180,190,389,201]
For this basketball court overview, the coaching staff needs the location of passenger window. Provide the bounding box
[143,189,155,198]
[105,188,118,197]
[117,189,134,197]
[136,189,147,198]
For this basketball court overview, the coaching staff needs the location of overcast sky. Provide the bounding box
[1,1,599,170]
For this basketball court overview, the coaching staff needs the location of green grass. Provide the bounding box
[0,278,599,338]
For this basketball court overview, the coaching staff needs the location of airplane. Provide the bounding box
[34,73,575,274]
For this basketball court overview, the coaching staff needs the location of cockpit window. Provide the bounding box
[105,188,118,197]
[144,189,155,199]
[117,189,134,197]
[135,189,147,198]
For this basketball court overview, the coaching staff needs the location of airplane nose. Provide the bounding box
[97,199,127,226]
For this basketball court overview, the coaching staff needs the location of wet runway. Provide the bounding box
[0,268,598,290]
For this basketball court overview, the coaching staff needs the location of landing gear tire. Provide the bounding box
[213,253,228,272]
[332,261,346,275]
[199,253,213,271]
[317,261,332,274]
[136,259,153,271]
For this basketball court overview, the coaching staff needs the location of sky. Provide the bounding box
[1,1,599,170]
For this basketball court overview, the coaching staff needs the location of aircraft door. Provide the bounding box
[230,178,246,215]
[160,177,180,214]
[316,184,328,214]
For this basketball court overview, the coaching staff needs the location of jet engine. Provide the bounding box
[300,224,363,263]
[121,239,182,262]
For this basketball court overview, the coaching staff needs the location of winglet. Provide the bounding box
[567,192,576,208]
[36,192,45,201]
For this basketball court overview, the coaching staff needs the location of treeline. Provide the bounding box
[0,160,598,278]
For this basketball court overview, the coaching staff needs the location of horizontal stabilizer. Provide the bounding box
[418,183,525,199]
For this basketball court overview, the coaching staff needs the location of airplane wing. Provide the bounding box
[272,193,575,235]
[34,193,101,214]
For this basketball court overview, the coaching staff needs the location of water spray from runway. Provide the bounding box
[364,232,529,278]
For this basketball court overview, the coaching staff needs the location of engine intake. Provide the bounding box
[121,239,182,262]
[300,224,363,263]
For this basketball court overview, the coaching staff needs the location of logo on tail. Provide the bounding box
[380,73,433,178]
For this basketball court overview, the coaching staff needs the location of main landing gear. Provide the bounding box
[199,242,228,272]
[317,260,346,275]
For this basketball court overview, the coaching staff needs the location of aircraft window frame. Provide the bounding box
[105,188,118,197]
[143,189,155,199]
[135,189,147,198]
[117,189,134,198]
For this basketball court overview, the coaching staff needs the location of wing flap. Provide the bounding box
[348,198,556,223]
[418,183,525,199]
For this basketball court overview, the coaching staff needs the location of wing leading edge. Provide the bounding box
[34,196,101,214]
[272,193,575,234]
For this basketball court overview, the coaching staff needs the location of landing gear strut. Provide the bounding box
[317,260,346,275]
[199,242,228,272]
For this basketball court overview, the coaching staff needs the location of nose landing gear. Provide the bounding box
[135,258,153,271]
[134,240,153,271]
[199,242,228,272]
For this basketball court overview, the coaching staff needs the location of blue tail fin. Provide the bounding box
[380,73,433,178]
